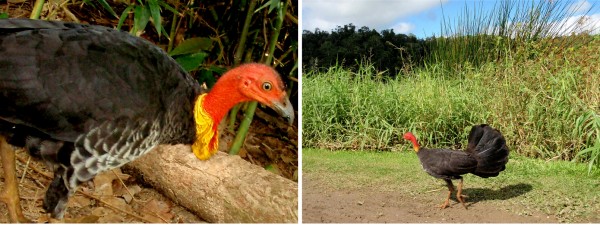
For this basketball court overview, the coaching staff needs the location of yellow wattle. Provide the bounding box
[192,94,219,160]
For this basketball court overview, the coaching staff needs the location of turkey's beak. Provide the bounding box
[271,96,295,125]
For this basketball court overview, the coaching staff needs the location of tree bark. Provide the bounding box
[124,144,298,223]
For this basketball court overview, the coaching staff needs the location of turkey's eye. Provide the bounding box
[262,82,272,91]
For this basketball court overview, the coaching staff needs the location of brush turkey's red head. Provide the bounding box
[193,63,294,160]
[403,132,420,152]
[203,63,294,124]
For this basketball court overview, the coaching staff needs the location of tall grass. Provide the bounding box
[430,0,598,73]
[303,37,600,162]
[303,62,488,150]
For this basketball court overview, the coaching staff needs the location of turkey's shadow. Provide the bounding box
[455,183,532,206]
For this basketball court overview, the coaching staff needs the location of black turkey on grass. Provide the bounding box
[403,124,509,209]
[0,18,294,222]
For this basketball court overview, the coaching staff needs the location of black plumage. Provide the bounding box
[0,19,200,219]
[404,124,509,209]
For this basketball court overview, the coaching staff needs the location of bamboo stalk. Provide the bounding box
[229,0,289,156]
[167,13,178,53]
[233,0,257,66]
[227,0,258,132]
[29,0,45,19]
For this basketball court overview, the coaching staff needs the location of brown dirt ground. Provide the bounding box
[0,108,297,223]
[302,173,559,223]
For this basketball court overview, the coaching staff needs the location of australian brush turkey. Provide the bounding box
[403,124,509,209]
[0,18,294,221]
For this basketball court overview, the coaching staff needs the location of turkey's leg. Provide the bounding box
[0,136,30,223]
[440,179,454,209]
[456,178,468,209]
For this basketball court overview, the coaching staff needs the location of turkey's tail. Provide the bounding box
[466,124,509,178]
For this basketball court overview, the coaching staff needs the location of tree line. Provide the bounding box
[303,24,431,77]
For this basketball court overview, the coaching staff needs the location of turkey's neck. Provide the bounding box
[410,139,420,152]
[201,84,249,125]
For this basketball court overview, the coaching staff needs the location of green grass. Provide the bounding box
[430,0,597,74]
[303,49,600,163]
[303,148,600,222]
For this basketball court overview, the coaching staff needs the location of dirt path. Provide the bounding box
[302,173,558,223]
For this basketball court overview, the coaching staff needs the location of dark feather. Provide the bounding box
[0,19,201,218]
[416,124,509,180]
[466,124,509,178]
[0,19,200,143]
[417,148,477,180]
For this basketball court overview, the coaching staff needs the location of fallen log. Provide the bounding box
[124,144,298,223]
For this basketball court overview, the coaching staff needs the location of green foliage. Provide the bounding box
[174,52,208,72]
[255,0,281,14]
[83,0,118,18]
[168,37,213,74]
[169,37,213,56]
[85,0,166,36]
[574,110,600,174]
[303,25,425,76]
[429,0,597,74]
[103,0,298,99]
[303,50,600,161]
[132,4,151,36]
[302,63,487,150]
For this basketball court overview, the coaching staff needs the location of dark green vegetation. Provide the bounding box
[302,0,600,172]
[303,24,426,76]
[304,148,600,222]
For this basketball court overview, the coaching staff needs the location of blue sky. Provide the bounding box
[302,0,600,39]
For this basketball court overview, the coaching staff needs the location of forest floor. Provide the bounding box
[302,148,600,223]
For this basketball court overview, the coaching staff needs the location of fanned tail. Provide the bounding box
[466,124,509,178]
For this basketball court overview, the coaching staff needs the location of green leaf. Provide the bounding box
[158,1,180,15]
[207,65,227,75]
[95,0,119,18]
[148,0,162,36]
[255,0,280,14]
[133,5,150,36]
[0,13,8,19]
[174,52,208,72]
[264,164,281,175]
[117,5,135,30]
[169,37,213,56]
[197,70,217,89]
[160,24,170,38]
[269,0,281,13]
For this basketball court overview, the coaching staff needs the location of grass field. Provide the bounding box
[303,148,600,222]
[303,46,600,162]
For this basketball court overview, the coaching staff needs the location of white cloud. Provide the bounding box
[554,13,600,35]
[302,0,446,33]
[391,22,415,34]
